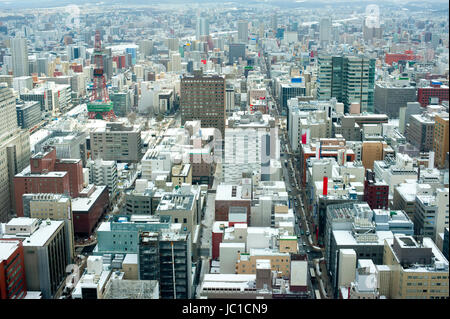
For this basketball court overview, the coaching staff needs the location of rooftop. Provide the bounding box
[2,220,64,247]
[71,185,107,212]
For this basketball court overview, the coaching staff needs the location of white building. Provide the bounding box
[220,242,246,274]
[224,112,279,184]
[86,159,118,200]
[10,37,29,77]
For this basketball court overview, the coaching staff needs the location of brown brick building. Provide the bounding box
[180,72,226,138]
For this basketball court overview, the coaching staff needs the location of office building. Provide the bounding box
[0,239,27,299]
[399,102,423,134]
[34,131,88,167]
[319,18,332,45]
[238,20,249,44]
[139,229,192,299]
[433,112,449,169]
[196,17,209,40]
[0,85,31,221]
[180,72,226,137]
[362,141,385,170]
[417,85,449,107]
[90,122,142,163]
[215,183,252,224]
[235,248,291,278]
[383,235,449,299]
[406,113,435,152]
[139,40,153,59]
[71,185,109,236]
[224,112,278,184]
[364,170,389,210]
[171,164,192,187]
[16,101,41,130]
[228,43,246,65]
[86,159,118,200]
[2,218,70,299]
[10,38,29,77]
[110,90,132,117]
[414,188,449,242]
[317,55,375,113]
[374,83,417,118]
[155,193,198,236]
[334,113,388,142]
[14,148,83,217]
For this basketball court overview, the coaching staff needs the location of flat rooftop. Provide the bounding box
[2,220,64,247]
[71,185,107,212]
[0,240,21,262]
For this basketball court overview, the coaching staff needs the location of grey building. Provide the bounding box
[398,102,423,135]
[124,189,153,215]
[34,130,88,166]
[280,83,306,110]
[406,113,435,152]
[16,101,41,129]
[374,83,417,118]
[139,229,192,299]
[228,43,246,65]
[110,90,132,117]
[180,72,226,137]
[333,114,389,141]
[444,228,449,260]
[2,218,70,299]
[90,122,142,163]
[317,55,376,113]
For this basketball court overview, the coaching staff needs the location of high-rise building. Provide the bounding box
[271,14,278,32]
[90,122,142,163]
[180,72,226,138]
[364,169,389,210]
[138,40,153,60]
[0,85,30,222]
[2,218,71,299]
[417,84,449,107]
[433,112,449,169]
[383,235,449,299]
[317,55,375,113]
[13,148,84,217]
[374,83,417,118]
[16,101,41,130]
[228,43,246,65]
[224,112,278,184]
[362,141,385,170]
[24,194,75,263]
[139,229,192,299]
[196,17,209,40]
[0,239,27,299]
[86,159,118,200]
[238,20,249,44]
[319,18,332,45]
[406,113,435,152]
[10,38,29,77]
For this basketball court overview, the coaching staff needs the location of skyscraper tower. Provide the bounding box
[180,71,226,137]
[196,17,209,40]
[317,55,375,113]
[10,37,29,77]
[238,20,249,43]
[319,18,332,45]
[87,31,116,120]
